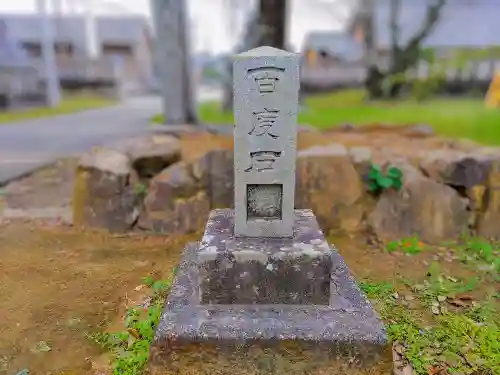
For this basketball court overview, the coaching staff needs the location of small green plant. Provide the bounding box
[366,163,403,194]
[453,237,500,277]
[359,281,394,300]
[133,182,148,197]
[385,236,425,255]
[87,276,171,375]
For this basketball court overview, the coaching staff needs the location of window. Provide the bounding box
[102,44,132,55]
[54,42,73,55]
[21,41,41,57]
[20,41,73,57]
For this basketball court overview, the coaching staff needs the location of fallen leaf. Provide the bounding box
[30,341,51,353]
[455,293,474,301]
[394,361,417,375]
[447,297,471,307]
[431,305,440,315]
[428,366,447,375]
[393,342,405,355]
[127,328,141,339]
[437,295,447,302]
[134,284,145,292]
[392,342,416,375]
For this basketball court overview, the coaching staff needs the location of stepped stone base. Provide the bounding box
[198,209,333,305]
[149,212,388,374]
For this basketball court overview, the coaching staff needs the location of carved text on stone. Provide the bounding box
[247,66,285,94]
[245,151,282,172]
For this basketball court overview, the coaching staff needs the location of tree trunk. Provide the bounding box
[154,0,197,124]
[222,0,288,112]
[257,0,287,48]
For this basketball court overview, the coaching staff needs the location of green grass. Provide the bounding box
[0,95,116,123]
[152,89,500,145]
[86,276,171,375]
[361,269,499,374]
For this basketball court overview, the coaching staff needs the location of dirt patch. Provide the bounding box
[0,221,197,375]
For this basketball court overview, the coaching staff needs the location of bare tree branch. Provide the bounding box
[389,0,401,52]
[404,0,446,54]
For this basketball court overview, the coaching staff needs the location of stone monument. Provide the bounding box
[149,47,387,375]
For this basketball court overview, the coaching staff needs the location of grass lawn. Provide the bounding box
[0,95,116,124]
[152,90,500,146]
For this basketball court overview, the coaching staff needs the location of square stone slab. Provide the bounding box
[198,209,333,305]
[149,239,387,374]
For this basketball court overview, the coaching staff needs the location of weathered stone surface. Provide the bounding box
[198,209,332,305]
[420,149,492,189]
[369,163,470,244]
[296,144,367,233]
[108,134,181,179]
[191,149,234,208]
[446,138,481,152]
[149,242,387,374]
[348,146,373,178]
[233,46,300,238]
[73,148,140,232]
[419,149,500,237]
[138,162,210,234]
[476,160,500,239]
[401,124,434,138]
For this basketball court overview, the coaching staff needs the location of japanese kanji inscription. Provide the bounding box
[233,46,300,238]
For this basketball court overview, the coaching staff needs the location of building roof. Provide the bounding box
[369,0,500,49]
[302,31,363,61]
[0,13,150,46]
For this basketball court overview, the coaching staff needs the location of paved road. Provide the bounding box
[0,87,223,185]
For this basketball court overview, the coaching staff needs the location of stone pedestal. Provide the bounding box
[149,210,388,375]
[198,209,332,305]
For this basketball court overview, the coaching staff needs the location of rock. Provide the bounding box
[108,134,181,179]
[296,143,368,233]
[476,160,500,239]
[73,148,140,232]
[338,123,357,132]
[369,162,470,244]
[138,161,210,234]
[191,149,234,208]
[402,124,434,137]
[447,138,481,152]
[348,146,372,177]
[420,149,494,189]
